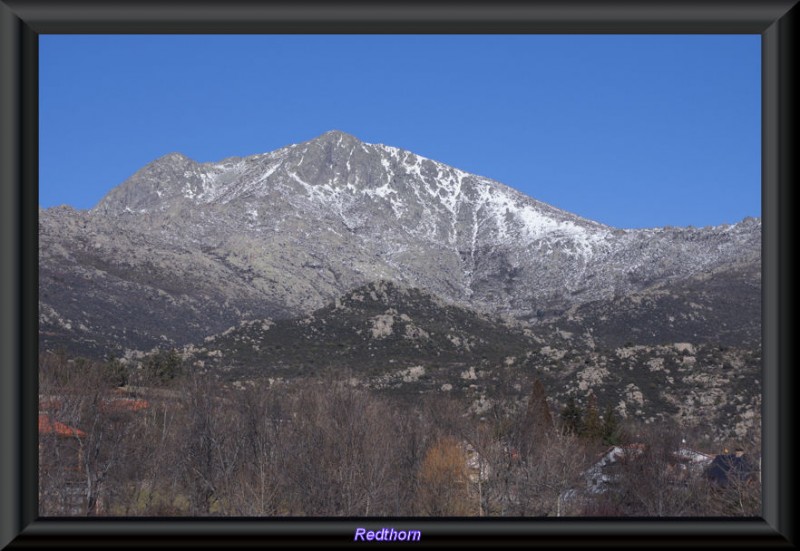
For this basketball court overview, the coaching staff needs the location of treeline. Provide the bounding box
[38,351,760,517]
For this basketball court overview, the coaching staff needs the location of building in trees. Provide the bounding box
[705,450,759,487]
[579,442,717,494]
[38,413,88,515]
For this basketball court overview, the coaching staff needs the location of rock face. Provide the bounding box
[39,130,760,358]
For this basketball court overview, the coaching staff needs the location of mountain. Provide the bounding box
[39,130,760,359]
[544,259,761,350]
[179,280,761,440]
[189,279,538,384]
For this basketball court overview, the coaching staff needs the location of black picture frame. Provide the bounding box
[1,1,796,548]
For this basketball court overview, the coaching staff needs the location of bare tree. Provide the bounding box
[173,371,245,515]
[225,382,285,515]
[416,435,471,516]
[612,424,701,516]
[497,428,588,516]
[280,381,413,516]
[39,354,140,515]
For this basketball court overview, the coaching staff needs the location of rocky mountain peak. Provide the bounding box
[159,151,192,163]
[41,132,760,358]
[91,151,200,215]
[310,129,362,145]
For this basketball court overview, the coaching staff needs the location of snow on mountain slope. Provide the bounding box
[94,130,610,250]
[42,130,760,355]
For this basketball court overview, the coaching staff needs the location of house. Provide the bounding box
[675,447,716,465]
[38,414,86,439]
[705,450,759,486]
[668,447,716,482]
[38,392,149,515]
[462,441,491,483]
[583,443,645,494]
[38,413,87,515]
[580,443,715,495]
[99,396,150,413]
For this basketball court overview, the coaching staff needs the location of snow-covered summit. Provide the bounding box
[94,131,617,259]
[73,130,759,325]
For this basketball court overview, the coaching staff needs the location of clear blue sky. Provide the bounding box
[40,35,760,229]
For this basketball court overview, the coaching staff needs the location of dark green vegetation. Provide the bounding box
[184,280,760,442]
[549,261,761,349]
[195,280,535,382]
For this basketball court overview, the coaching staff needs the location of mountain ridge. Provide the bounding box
[40,131,760,358]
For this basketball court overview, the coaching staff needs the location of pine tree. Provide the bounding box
[144,348,183,384]
[528,379,553,434]
[105,357,128,387]
[601,403,619,445]
[520,378,554,457]
[582,392,603,442]
[560,396,583,436]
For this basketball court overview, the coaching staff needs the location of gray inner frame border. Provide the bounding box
[1,1,796,548]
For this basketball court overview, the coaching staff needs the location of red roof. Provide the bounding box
[40,394,150,414]
[99,397,150,413]
[38,414,86,438]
